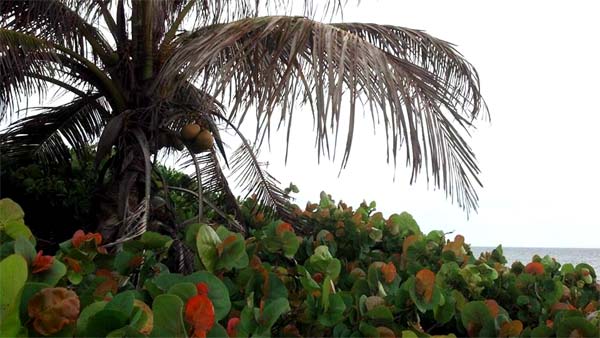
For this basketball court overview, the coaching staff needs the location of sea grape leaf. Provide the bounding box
[27,287,80,336]
[256,298,290,335]
[76,301,107,336]
[105,290,135,318]
[196,224,221,272]
[0,254,28,337]
[168,282,197,303]
[150,294,186,338]
[14,236,36,263]
[32,259,67,286]
[0,199,34,243]
[140,231,173,250]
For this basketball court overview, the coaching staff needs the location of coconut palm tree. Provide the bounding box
[0,1,486,249]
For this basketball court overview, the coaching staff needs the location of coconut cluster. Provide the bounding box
[181,123,214,153]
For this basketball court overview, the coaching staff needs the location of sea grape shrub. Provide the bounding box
[1,196,599,338]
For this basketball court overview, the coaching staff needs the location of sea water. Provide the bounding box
[472,247,600,274]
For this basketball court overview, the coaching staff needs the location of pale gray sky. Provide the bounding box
[229,0,600,248]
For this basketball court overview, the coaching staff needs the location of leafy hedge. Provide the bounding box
[0,195,598,337]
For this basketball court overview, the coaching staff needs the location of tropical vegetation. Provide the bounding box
[1,196,598,337]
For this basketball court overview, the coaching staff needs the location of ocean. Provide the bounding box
[471,247,600,274]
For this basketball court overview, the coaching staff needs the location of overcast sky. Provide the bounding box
[5,1,598,248]
[227,0,600,248]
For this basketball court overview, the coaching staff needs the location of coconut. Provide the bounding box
[190,130,214,153]
[181,123,201,141]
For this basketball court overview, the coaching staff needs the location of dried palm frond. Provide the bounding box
[158,16,486,212]
[230,141,291,221]
[0,0,110,57]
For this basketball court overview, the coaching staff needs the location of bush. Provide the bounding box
[0,195,598,337]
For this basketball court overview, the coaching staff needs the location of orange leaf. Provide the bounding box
[484,299,500,318]
[94,269,118,298]
[524,262,545,275]
[31,251,53,274]
[216,235,238,256]
[27,287,80,336]
[415,269,436,302]
[276,222,294,236]
[499,320,523,337]
[381,262,397,283]
[63,257,81,273]
[550,302,576,314]
[442,235,466,261]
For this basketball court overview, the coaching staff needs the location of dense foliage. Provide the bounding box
[0,196,598,337]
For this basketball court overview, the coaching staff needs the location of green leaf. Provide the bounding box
[309,246,341,279]
[556,316,598,338]
[530,325,553,338]
[215,233,248,271]
[168,282,197,303]
[256,298,290,335]
[280,231,300,258]
[0,254,28,337]
[145,272,185,298]
[184,271,231,321]
[141,231,173,250]
[387,212,421,236]
[461,301,496,337]
[207,323,228,338]
[434,292,456,325]
[366,306,394,321]
[318,293,346,327]
[84,309,129,337]
[151,294,187,338]
[359,322,379,337]
[0,199,33,243]
[105,291,135,319]
[196,224,221,272]
[76,301,107,336]
[14,236,36,263]
[67,270,83,285]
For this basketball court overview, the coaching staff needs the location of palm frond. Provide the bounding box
[230,142,292,221]
[181,150,243,220]
[158,16,486,212]
[0,94,108,165]
[163,0,346,30]
[0,28,62,119]
[0,0,111,58]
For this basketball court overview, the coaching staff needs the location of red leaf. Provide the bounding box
[185,289,215,338]
[72,230,103,249]
[31,251,53,274]
[227,317,240,337]
[524,262,545,275]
